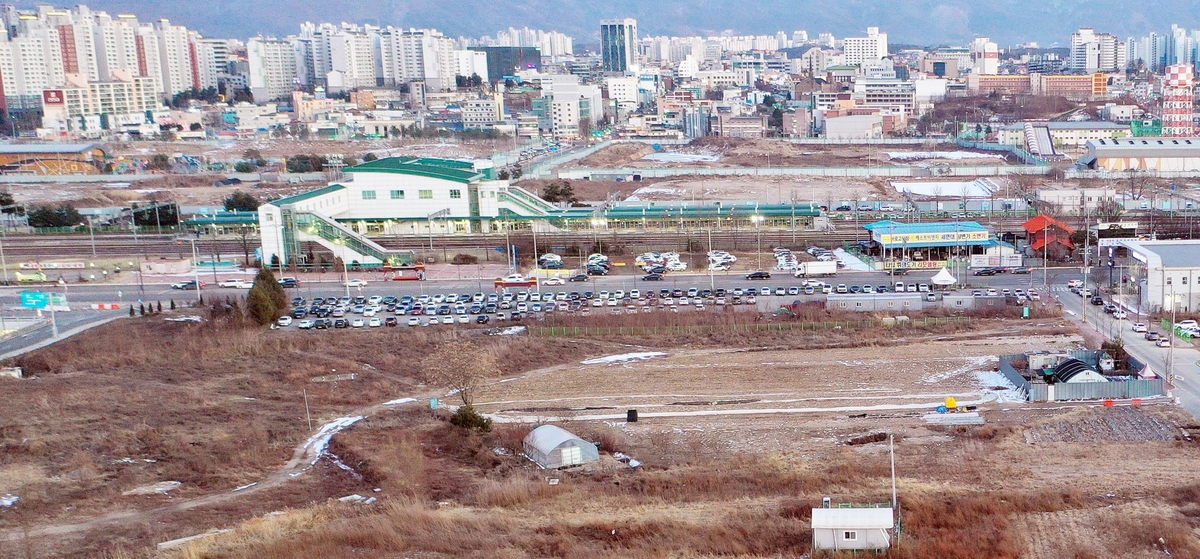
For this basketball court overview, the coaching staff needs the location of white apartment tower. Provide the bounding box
[843,27,888,66]
[970,37,998,75]
[155,19,195,96]
[1162,64,1195,137]
[329,31,376,89]
[248,37,298,103]
[1070,27,1126,72]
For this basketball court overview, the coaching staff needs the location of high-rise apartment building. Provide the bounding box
[600,18,637,73]
[247,37,298,103]
[842,27,888,66]
[1069,27,1126,72]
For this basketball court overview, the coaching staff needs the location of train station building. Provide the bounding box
[258,156,826,267]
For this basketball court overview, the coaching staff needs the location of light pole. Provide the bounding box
[751,214,764,270]
[87,216,96,257]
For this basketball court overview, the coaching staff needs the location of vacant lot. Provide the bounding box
[569,138,1021,170]
[5,314,1200,558]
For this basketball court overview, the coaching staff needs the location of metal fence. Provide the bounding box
[1028,379,1166,401]
[530,316,970,337]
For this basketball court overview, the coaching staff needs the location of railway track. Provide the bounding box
[2,215,1195,259]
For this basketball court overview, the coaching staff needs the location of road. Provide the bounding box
[1057,287,1200,417]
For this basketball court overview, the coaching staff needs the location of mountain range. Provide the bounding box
[49,0,1200,47]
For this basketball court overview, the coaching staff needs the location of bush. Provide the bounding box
[449,406,492,433]
[451,253,479,265]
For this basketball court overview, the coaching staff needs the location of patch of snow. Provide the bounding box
[886,151,1005,161]
[165,315,203,323]
[641,152,721,163]
[498,376,525,383]
[382,397,417,406]
[493,447,511,456]
[625,186,685,201]
[491,326,527,335]
[122,481,182,496]
[890,179,997,197]
[920,356,992,384]
[974,370,1026,403]
[232,482,258,492]
[832,249,872,272]
[0,494,18,507]
[302,416,365,466]
[581,352,668,365]
[612,452,642,468]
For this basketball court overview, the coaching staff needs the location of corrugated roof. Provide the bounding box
[346,157,483,184]
[269,184,346,206]
[1126,240,1200,269]
[0,143,101,154]
[1002,121,1128,131]
[1087,137,1200,158]
[811,507,894,529]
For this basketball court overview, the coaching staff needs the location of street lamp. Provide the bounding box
[750,214,764,270]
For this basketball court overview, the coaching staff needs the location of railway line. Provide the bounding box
[0,215,1195,260]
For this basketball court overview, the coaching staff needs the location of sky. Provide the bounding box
[26,1,1200,47]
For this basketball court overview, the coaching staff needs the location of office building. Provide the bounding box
[600,18,638,72]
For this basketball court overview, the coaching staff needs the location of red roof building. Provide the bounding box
[1023,215,1077,258]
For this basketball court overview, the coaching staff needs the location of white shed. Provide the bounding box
[523,425,600,469]
[811,507,894,551]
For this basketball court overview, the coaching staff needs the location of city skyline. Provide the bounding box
[13,0,1200,48]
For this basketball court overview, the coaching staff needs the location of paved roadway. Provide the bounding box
[7,267,1197,421]
[1057,286,1200,417]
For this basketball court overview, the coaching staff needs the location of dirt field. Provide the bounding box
[104,138,511,163]
[570,138,1021,170]
[5,314,1200,558]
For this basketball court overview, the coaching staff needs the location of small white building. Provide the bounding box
[523,425,600,469]
[811,505,894,551]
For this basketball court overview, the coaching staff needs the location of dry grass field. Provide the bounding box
[3,312,1200,558]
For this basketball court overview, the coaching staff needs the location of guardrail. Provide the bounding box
[530,316,970,337]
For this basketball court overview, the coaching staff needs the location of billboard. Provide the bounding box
[42,90,65,105]
[877,231,990,245]
[970,255,1024,268]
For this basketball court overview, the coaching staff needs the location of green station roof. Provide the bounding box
[270,184,347,206]
[346,157,483,184]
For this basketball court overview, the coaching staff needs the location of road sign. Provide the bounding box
[20,291,48,309]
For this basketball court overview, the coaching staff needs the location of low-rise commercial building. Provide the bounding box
[1117,239,1200,313]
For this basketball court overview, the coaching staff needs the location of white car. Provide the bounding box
[1176,320,1200,330]
[218,278,253,288]
[351,319,365,328]
[297,319,315,329]
[1132,322,1148,333]
[666,261,687,271]
[440,315,454,324]
[457,315,470,324]
[1112,310,1127,320]
[277,316,293,327]
[368,317,382,327]
[407,317,420,326]
[344,279,368,287]
[543,277,565,286]
[1157,338,1172,347]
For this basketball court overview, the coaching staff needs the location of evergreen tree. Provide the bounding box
[246,267,287,326]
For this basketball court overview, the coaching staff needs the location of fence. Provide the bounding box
[1027,379,1166,401]
[530,316,970,337]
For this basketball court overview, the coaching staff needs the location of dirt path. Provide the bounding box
[0,396,425,542]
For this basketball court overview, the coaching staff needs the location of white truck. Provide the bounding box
[793,261,838,277]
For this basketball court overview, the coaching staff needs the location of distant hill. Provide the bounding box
[89,0,1200,46]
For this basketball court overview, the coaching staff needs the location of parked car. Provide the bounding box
[1090,296,1105,306]
[297,319,315,329]
[384,317,398,327]
[170,280,205,290]
[973,268,996,276]
[276,316,293,327]
[745,271,771,280]
[1010,267,1031,274]
[1112,310,1127,320]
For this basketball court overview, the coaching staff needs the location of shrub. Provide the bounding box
[451,253,479,265]
[449,406,492,433]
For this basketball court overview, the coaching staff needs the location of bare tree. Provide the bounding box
[421,339,498,406]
